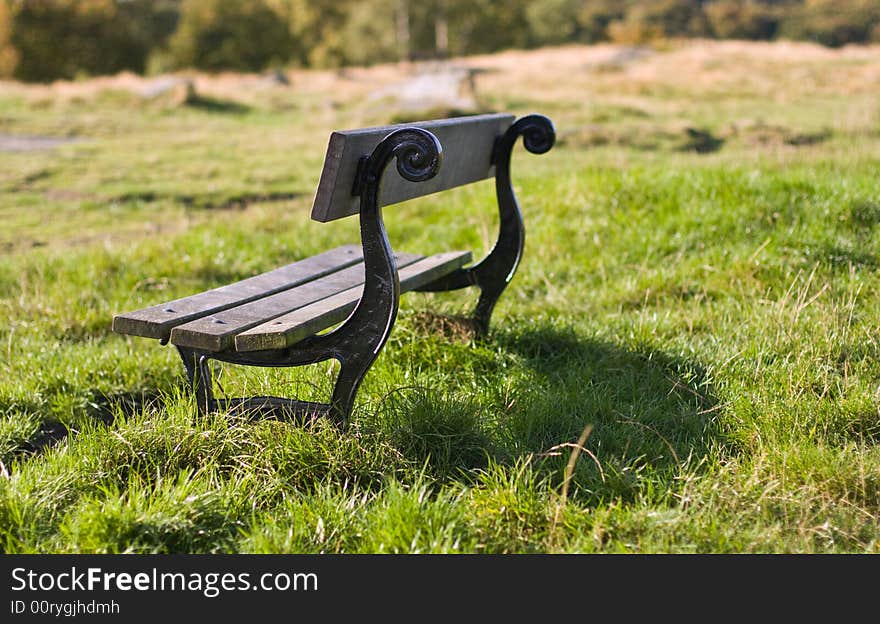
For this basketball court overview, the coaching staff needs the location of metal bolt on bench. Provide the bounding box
[112,113,555,426]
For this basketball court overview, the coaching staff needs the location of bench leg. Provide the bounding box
[178,346,332,422]
[176,346,214,415]
[329,354,377,426]
[174,300,390,426]
[414,114,555,334]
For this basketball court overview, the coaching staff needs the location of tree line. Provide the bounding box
[2,0,879,82]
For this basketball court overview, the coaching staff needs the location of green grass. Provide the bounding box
[1,42,879,553]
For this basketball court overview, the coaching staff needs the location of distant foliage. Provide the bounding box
[2,0,880,81]
[274,0,377,68]
[337,0,400,67]
[168,0,293,72]
[572,1,626,43]
[0,0,17,78]
[608,0,711,44]
[705,1,780,40]
[778,0,880,48]
[445,0,532,54]
[7,0,154,82]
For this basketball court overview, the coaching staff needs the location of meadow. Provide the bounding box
[1,40,878,553]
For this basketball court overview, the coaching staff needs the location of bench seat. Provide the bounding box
[113,245,471,354]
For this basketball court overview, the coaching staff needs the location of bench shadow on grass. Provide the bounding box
[377,321,721,499]
[6,325,721,502]
[184,95,251,115]
[1,389,163,465]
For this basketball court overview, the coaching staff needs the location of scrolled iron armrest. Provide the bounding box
[415,114,556,334]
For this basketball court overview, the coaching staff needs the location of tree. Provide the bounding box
[9,0,154,81]
[575,0,626,43]
[526,0,583,46]
[609,0,711,44]
[526,0,625,46]
[5,0,880,82]
[339,0,399,66]
[169,0,293,72]
[0,0,18,78]
[705,1,780,40]
[778,0,880,47]
[443,0,531,55]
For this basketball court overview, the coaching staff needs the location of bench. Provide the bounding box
[112,112,555,426]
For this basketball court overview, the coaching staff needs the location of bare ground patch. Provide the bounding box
[0,133,83,152]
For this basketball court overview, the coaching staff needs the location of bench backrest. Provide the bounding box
[310,113,515,222]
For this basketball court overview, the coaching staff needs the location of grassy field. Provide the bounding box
[1,40,879,553]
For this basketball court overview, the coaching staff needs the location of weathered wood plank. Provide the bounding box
[169,253,424,352]
[234,250,472,352]
[112,245,364,342]
[311,113,514,222]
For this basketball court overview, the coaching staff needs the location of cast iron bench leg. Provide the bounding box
[176,346,214,416]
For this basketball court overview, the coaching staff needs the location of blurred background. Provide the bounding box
[1,0,879,82]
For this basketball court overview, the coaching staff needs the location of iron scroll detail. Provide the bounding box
[388,129,443,182]
[415,114,556,334]
[516,115,555,155]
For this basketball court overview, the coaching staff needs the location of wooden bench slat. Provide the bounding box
[112,245,364,342]
[169,253,424,352]
[311,113,515,223]
[234,250,473,352]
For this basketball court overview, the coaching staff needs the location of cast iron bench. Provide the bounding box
[112,112,555,426]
